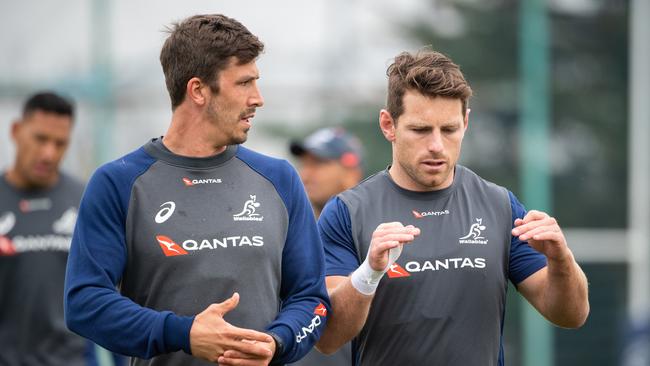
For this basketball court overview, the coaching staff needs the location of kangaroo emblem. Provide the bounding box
[234,195,261,217]
[460,218,486,240]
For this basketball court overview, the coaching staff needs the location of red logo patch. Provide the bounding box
[156,235,188,256]
[314,303,328,316]
[386,263,410,278]
[182,178,194,186]
[412,210,423,219]
[0,236,16,256]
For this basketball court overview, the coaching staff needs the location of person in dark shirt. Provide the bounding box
[288,127,364,366]
[0,91,88,365]
[64,14,330,366]
[315,49,590,365]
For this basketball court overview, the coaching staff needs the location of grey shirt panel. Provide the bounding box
[338,166,511,366]
[0,172,87,366]
[121,141,287,365]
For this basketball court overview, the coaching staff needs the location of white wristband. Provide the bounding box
[350,244,404,295]
[350,259,384,295]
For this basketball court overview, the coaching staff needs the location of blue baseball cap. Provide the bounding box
[290,127,364,168]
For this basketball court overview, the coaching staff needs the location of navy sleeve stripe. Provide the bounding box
[65,148,194,357]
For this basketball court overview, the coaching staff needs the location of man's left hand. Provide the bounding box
[512,210,571,262]
[217,338,276,366]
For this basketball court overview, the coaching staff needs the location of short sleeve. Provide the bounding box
[318,197,360,276]
[508,191,548,285]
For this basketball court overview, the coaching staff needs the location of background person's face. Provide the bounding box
[11,110,72,188]
[390,91,467,191]
[205,58,264,146]
[298,153,353,210]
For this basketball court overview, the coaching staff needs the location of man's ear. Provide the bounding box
[10,120,22,143]
[185,77,209,107]
[379,109,397,142]
[464,108,470,130]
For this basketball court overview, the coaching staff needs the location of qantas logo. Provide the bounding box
[296,306,327,343]
[155,234,264,256]
[182,177,222,186]
[0,236,16,256]
[386,263,411,278]
[412,209,449,219]
[155,202,176,224]
[314,303,328,316]
[387,257,487,278]
[233,195,263,222]
[156,235,188,256]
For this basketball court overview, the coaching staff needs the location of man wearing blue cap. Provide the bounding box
[289,127,364,366]
[290,127,364,218]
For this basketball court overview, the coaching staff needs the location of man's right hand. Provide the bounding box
[367,222,420,271]
[189,293,275,363]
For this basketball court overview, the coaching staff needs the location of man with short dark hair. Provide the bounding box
[288,127,363,366]
[0,91,89,365]
[315,49,589,365]
[64,14,329,366]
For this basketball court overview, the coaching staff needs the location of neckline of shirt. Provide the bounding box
[143,137,238,169]
[380,165,463,200]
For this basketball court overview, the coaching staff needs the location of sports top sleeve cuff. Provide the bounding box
[162,313,194,354]
[265,324,293,361]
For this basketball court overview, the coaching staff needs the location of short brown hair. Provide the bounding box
[160,14,264,110]
[386,49,472,121]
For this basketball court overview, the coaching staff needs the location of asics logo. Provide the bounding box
[155,202,176,224]
[0,212,16,235]
[156,235,188,256]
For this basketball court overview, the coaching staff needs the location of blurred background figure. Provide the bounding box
[290,127,364,218]
[288,126,363,366]
[0,91,125,366]
[0,91,88,365]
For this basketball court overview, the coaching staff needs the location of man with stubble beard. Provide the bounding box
[64,14,330,366]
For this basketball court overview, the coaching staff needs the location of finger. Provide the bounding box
[222,348,269,359]
[226,327,274,344]
[376,226,421,239]
[528,231,565,243]
[375,222,405,232]
[212,292,240,316]
[218,356,269,366]
[379,233,418,243]
[373,240,404,253]
[518,225,559,241]
[219,338,273,358]
[521,210,549,224]
[512,217,556,236]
